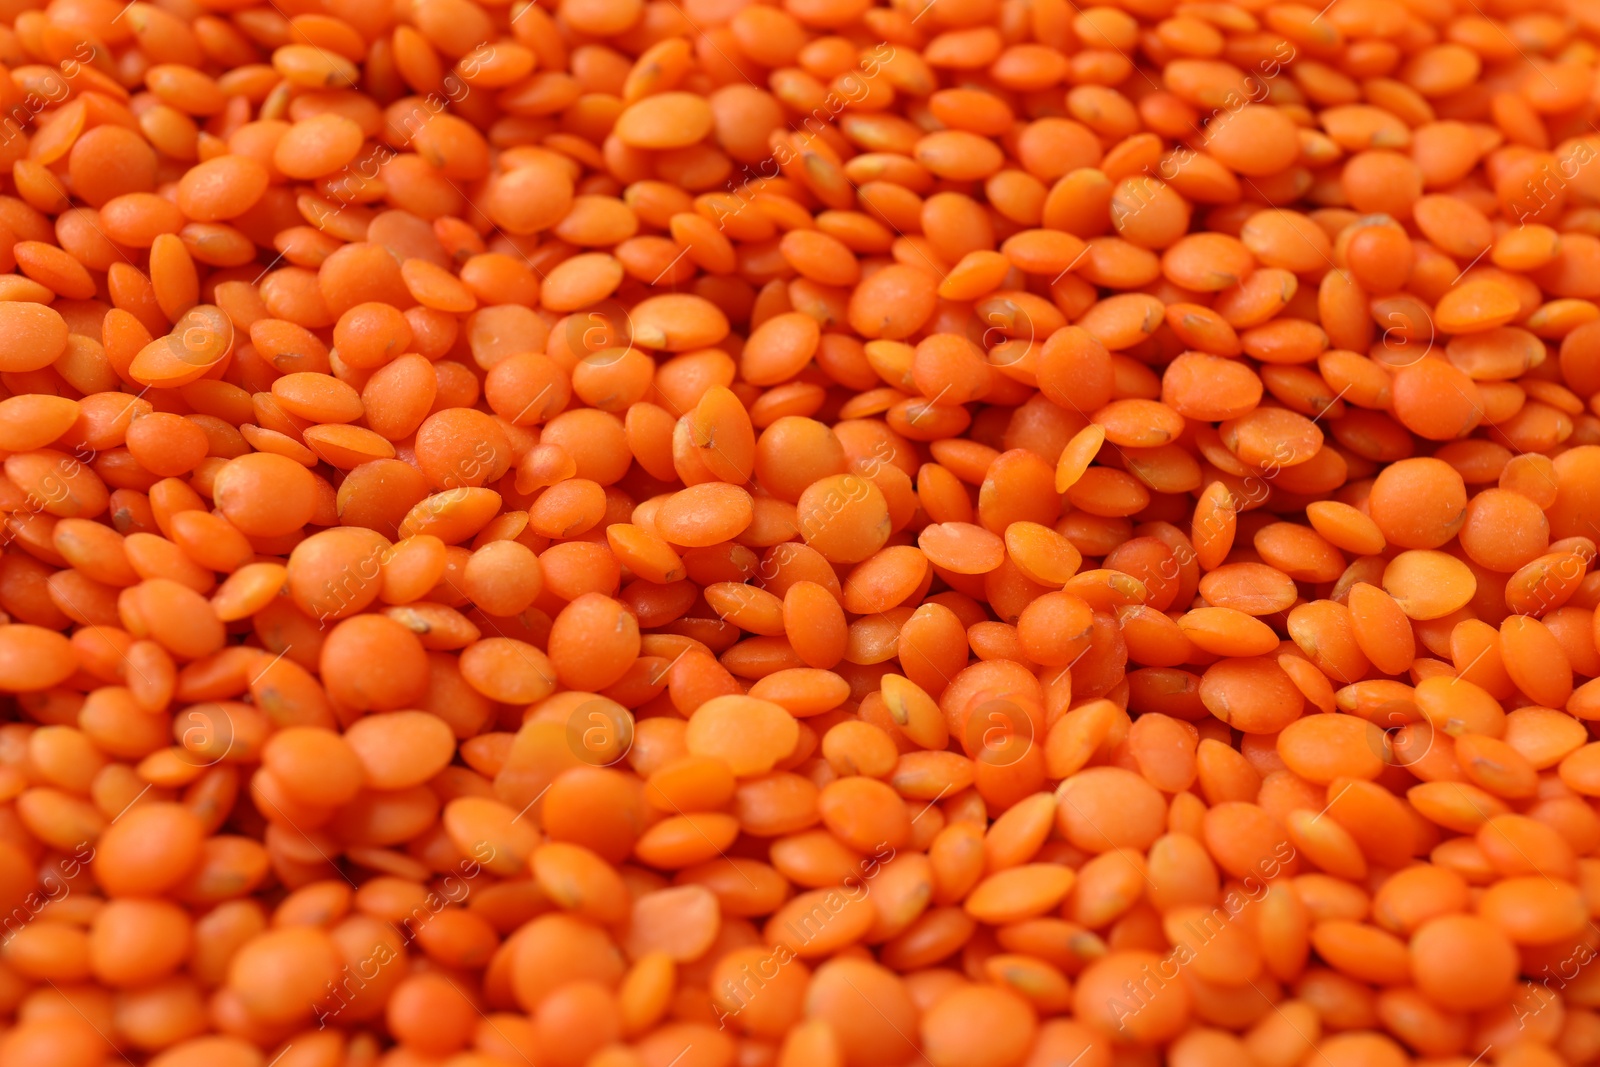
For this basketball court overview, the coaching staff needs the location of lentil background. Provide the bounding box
[4,0,1600,1064]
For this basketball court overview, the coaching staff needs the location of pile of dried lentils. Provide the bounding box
[4,0,1600,1064]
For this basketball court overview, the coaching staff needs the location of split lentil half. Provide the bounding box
[4,0,1600,1065]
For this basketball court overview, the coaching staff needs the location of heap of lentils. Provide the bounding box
[11,0,1600,1064]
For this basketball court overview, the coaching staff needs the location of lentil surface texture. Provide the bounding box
[3,0,1600,1065]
